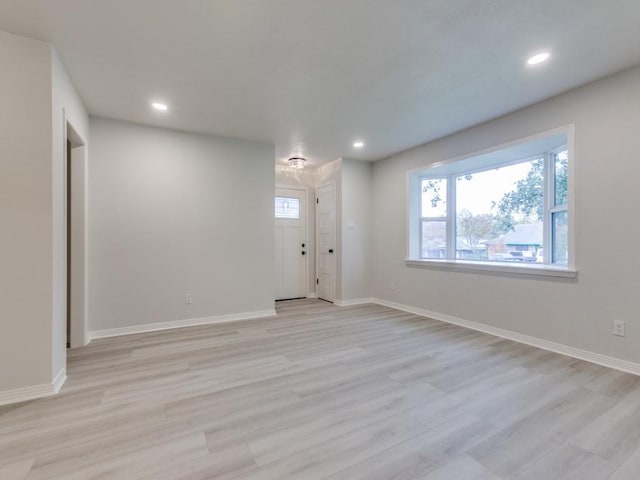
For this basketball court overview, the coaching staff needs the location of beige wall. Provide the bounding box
[0,32,53,392]
[371,65,640,364]
[88,118,275,332]
[0,31,89,395]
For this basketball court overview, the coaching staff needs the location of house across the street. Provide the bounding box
[485,223,543,261]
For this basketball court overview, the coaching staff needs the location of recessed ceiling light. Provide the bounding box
[353,141,365,149]
[527,52,550,66]
[152,102,168,111]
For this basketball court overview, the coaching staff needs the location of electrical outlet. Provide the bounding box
[613,320,626,337]
[185,293,193,305]
[390,281,396,291]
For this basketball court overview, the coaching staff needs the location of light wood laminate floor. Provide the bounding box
[2,299,640,479]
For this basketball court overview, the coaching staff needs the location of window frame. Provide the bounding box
[406,125,576,278]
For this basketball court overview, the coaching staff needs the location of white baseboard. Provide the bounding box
[307,292,317,299]
[334,297,374,307]
[0,367,67,407]
[52,367,67,394]
[89,309,277,340]
[371,297,640,377]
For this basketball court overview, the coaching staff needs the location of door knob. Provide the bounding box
[329,249,334,253]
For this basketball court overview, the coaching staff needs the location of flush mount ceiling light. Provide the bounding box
[527,52,550,66]
[353,141,365,149]
[288,157,306,169]
[151,102,169,111]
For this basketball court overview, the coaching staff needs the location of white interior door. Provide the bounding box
[275,188,307,300]
[316,182,336,303]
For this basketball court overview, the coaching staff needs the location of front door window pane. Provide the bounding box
[275,196,300,219]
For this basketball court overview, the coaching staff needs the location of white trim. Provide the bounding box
[406,124,575,176]
[371,298,640,376]
[63,114,90,349]
[566,126,576,270]
[334,297,374,307]
[0,384,53,407]
[405,259,577,278]
[543,151,553,264]
[89,309,276,340]
[0,368,67,407]
[52,367,67,394]
[307,292,317,298]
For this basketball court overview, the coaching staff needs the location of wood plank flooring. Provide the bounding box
[1,299,640,479]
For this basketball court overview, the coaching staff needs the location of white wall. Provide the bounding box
[340,158,372,301]
[371,65,640,364]
[88,118,275,332]
[0,31,53,393]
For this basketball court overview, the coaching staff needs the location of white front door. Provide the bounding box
[275,188,307,300]
[316,182,336,303]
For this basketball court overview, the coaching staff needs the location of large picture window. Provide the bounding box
[409,128,573,273]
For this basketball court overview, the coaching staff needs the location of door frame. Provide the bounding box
[275,184,310,300]
[316,180,336,303]
[64,116,88,348]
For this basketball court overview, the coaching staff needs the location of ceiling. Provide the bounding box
[1,1,640,167]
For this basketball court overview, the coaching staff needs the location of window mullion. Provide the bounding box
[447,174,456,260]
[419,213,424,259]
[543,152,553,264]
[549,205,567,214]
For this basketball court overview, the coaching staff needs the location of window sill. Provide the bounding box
[405,259,577,278]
